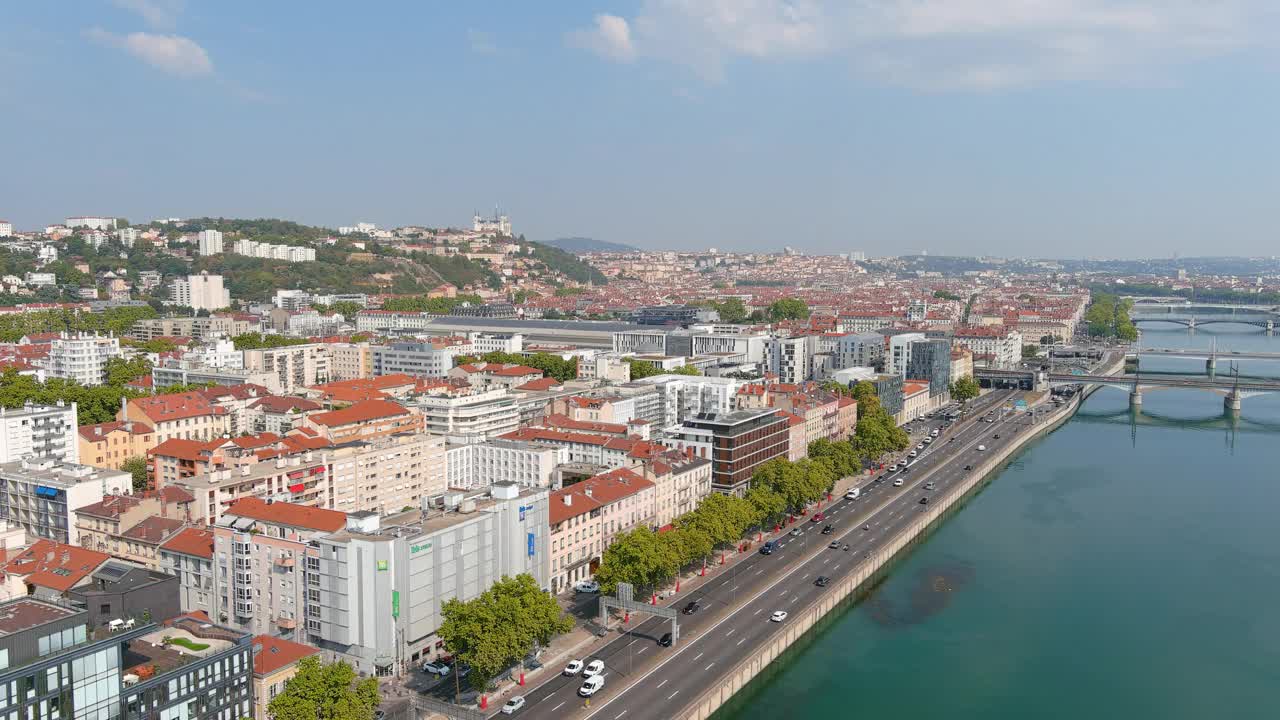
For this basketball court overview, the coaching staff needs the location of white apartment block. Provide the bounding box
[328,342,373,381]
[0,221,12,238]
[954,327,1023,369]
[628,374,746,429]
[887,333,927,377]
[765,336,814,384]
[230,238,315,262]
[115,227,140,247]
[355,310,438,334]
[0,457,131,543]
[197,229,224,256]
[577,353,632,383]
[412,388,521,440]
[467,332,523,354]
[65,216,117,230]
[171,272,231,311]
[45,333,121,386]
[835,333,885,371]
[444,439,568,490]
[0,401,79,465]
[24,272,56,287]
[242,343,331,393]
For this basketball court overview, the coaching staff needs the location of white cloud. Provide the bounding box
[86,28,213,77]
[112,0,185,31]
[573,0,1277,88]
[567,14,636,63]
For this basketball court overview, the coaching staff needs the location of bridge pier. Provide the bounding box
[1268,320,1274,334]
[1186,318,1196,330]
[1206,356,1217,375]
[1129,391,1143,408]
[1225,391,1242,413]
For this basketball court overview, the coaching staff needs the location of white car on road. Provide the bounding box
[584,659,605,677]
[574,580,600,593]
[563,660,584,676]
[579,675,605,697]
[893,478,904,487]
[977,445,987,451]
[421,662,449,676]
[770,611,789,622]
[501,697,526,715]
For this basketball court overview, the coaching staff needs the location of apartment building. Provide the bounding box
[0,458,132,543]
[307,483,550,674]
[251,636,320,720]
[627,375,746,429]
[906,338,953,398]
[887,332,927,377]
[412,388,520,440]
[765,335,814,384]
[78,420,156,469]
[213,498,346,637]
[0,401,79,464]
[159,526,216,616]
[576,354,632,383]
[171,272,231,311]
[328,341,374,381]
[304,400,423,443]
[197,229,224,256]
[835,332,885,371]
[243,343,330,393]
[325,432,447,514]
[72,489,195,568]
[130,316,256,342]
[45,333,121,386]
[0,597,253,720]
[953,325,1023,369]
[663,409,790,496]
[372,339,470,378]
[120,391,231,444]
[450,362,544,390]
[640,451,712,529]
[444,438,567,490]
[549,468,655,594]
[175,452,333,526]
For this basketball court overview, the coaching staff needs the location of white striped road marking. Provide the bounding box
[737,637,746,646]
[726,628,735,637]
[705,663,715,671]
[553,701,565,712]
[693,652,703,662]
[668,691,680,701]
[657,679,668,689]
[616,712,627,720]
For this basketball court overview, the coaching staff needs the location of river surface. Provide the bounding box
[716,326,1280,719]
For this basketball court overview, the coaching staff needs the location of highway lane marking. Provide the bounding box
[693,652,703,662]
[755,569,764,575]
[668,691,680,701]
[616,712,627,720]
[553,701,565,712]
[736,637,746,646]
[638,647,647,654]
[726,628,735,637]
[753,608,763,615]
[657,680,668,689]
[791,596,798,604]
[705,663,715,671]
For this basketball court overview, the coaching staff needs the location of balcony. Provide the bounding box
[276,616,297,629]
[274,555,295,568]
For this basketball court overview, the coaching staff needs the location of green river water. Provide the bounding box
[717,327,1280,719]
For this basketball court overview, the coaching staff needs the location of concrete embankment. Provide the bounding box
[677,393,1087,720]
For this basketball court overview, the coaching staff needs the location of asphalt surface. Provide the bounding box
[501,389,1035,720]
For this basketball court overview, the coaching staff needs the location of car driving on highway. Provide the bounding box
[579,675,605,697]
[584,660,605,677]
[563,659,584,676]
[770,611,788,622]
[501,697,526,715]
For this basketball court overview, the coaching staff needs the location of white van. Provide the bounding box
[845,487,860,500]
[977,445,987,452]
[579,675,605,697]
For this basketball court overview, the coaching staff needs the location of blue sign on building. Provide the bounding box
[519,505,526,522]
[527,532,536,557]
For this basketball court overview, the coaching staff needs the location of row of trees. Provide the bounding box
[0,368,147,425]
[949,375,981,402]
[456,350,580,383]
[438,574,573,692]
[231,333,314,350]
[0,306,158,343]
[267,656,380,720]
[1084,293,1138,341]
[627,359,700,380]
[380,293,483,313]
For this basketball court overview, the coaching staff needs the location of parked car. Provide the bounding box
[421,662,450,676]
[770,611,789,622]
[574,580,600,594]
[563,660,584,676]
[501,697,526,715]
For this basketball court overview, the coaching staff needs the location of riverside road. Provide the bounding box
[502,388,1037,720]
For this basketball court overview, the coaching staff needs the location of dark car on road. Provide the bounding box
[919,497,930,505]
[658,632,672,647]
[821,525,834,535]
[815,576,830,587]
[682,601,700,615]
[828,541,841,549]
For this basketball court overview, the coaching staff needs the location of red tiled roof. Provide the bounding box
[549,468,654,525]
[251,396,322,413]
[199,384,271,402]
[308,399,411,427]
[230,432,282,449]
[903,381,929,396]
[149,438,224,462]
[130,392,226,422]
[74,494,144,519]
[160,527,214,559]
[515,377,562,391]
[252,635,320,676]
[78,420,154,441]
[158,485,195,504]
[224,498,346,532]
[1,540,110,592]
[121,516,185,544]
[542,414,628,435]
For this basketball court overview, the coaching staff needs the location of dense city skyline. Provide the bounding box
[4,2,1280,256]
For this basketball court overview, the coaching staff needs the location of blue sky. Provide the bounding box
[2,1,1279,258]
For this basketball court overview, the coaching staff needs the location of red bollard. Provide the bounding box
[719,554,725,565]
[480,696,488,711]
[624,611,629,623]
[519,673,525,686]
[675,580,680,592]
[700,563,706,577]
[827,492,832,501]
[651,593,657,605]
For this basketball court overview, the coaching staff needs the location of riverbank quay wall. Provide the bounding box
[677,392,1089,720]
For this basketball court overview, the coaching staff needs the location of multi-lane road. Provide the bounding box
[502,389,1041,720]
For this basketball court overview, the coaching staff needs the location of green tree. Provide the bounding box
[104,356,152,386]
[767,297,809,321]
[1022,344,1041,359]
[711,298,747,323]
[231,333,312,350]
[438,574,573,692]
[266,657,379,720]
[121,456,150,493]
[744,484,786,526]
[933,289,961,301]
[807,438,860,478]
[594,528,679,594]
[949,375,980,403]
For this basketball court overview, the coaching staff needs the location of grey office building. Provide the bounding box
[906,339,952,398]
[305,483,550,676]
